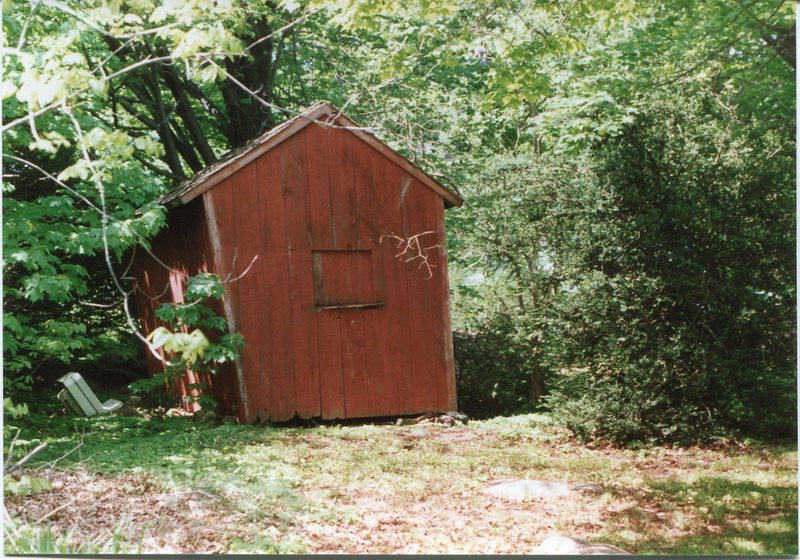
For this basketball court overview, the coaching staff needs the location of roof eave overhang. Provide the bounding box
[162,102,463,209]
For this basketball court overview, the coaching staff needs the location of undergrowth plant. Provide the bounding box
[4,398,52,497]
[130,273,243,411]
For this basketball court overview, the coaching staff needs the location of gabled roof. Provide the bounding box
[160,101,463,208]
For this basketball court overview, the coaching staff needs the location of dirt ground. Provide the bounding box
[4,419,797,554]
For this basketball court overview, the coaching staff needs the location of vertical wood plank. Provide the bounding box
[229,162,269,418]
[341,130,372,417]
[191,199,240,417]
[425,199,457,411]
[352,138,389,416]
[317,310,346,418]
[305,123,335,249]
[307,124,346,418]
[327,129,358,249]
[257,150,293,421]
[282,132,321,419]
[131,255,166,384]
[206,178,240,329]
[327,126,367,416]
[400,178,439,413]
[371,157,411,415]
[205,180,250,417]
[340,309,369,417]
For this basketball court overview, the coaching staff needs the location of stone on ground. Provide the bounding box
[482,479,603,500]
[536,534,631,555]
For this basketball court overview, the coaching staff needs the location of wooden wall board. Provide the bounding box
[399,177,440,413]
[256,149,294,421]
[228,162,269,418]
[138,118,458,423]
[351,136,390,416]
[327,129,359,250]
[370,157,412,415]
[281,134,322,419]
[306,125,346,419]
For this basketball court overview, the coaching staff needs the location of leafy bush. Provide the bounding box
[129,274,244,411]
[453,314,537,418]
[451,88,795,445]
[543,95,796,445]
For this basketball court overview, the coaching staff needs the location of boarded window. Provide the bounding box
[312,250,382,309]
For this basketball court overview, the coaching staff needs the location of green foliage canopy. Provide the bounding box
[2,0,794,444]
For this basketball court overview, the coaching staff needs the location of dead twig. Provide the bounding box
[41,442,85,471]
[6,443,48,475]
[34,496,79,525]
[396,412,435,426]
[380,231,441,279]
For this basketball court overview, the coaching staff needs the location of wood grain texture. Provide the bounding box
[424,198,457,411]
[307,125,346,419]
[130,200,246,416]
[201,193,245,417]
[326,126,369,417]
[174,102,463,209]
[400,177,440,413]
[281,134,321,419]
[327,128,359,250]
[136,119,459,422]
[257,149,294,421]
[229,162,268,418]
[351,136,390,416]
[372,157,412,415]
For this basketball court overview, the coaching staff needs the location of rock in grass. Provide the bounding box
[482,479,603,500]
[445,411,469,424]
[536,534,631,555]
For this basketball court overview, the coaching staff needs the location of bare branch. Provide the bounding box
[380,231,441,279]
[212,63,377,132]
[246,7,323,52]
[3,429,22,471]
[2,153,105,215]
[34,497,79,525]
[2,153,191,286]
[62,102,166,362]
[40,429,86,470]
[0,102,60,134]
[6,443,48,475]
[16,0,42,50]
[222,255,259,284]
[104,55,175,81]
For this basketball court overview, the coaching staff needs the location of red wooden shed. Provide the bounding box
[131,101,463,423]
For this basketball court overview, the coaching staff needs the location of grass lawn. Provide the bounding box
[4,392,798,554]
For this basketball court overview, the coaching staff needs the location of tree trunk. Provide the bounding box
[530,336,544,403]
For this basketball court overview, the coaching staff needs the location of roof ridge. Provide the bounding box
[158,101,462,208]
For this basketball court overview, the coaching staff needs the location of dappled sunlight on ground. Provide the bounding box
[4,414,797,554]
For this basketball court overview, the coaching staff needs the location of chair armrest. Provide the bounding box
[100,399,123,412]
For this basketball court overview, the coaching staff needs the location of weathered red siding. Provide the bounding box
[131,200,240,415]
[134,115,458,423]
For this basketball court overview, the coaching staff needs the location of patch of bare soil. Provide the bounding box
[5,469,244,553]
[6,427,793,554]
[299,479,639,554]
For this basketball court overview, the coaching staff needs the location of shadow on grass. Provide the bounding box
[607,477,798,555]
[631,515,798,555]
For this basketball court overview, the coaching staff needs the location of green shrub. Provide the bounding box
[453,315,537,418]
[544,96,796,445]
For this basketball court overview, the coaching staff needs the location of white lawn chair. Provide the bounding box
[57,372,123,416]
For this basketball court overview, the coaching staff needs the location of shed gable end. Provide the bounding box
[163,101,462,209]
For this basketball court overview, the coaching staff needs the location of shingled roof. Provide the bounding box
[160,101,463,208]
